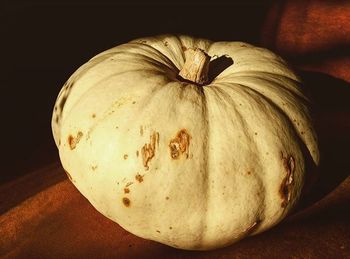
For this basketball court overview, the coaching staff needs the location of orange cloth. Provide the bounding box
[261,0,350,83]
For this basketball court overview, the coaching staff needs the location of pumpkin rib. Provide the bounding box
[229,79,318,165]
[56,68,169,142]
[202,86,266,240]
[52,53,117,139]
[224,81,311,198]
[208,85,267,212]
[209,81,305,217]
[220,71,306,102]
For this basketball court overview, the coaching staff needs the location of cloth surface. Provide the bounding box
[1,1,350,258]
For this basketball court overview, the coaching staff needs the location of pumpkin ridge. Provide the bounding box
[232,80,318,165]
[201,86,266,244]
[126,42,179,71]
[222,72,307,102]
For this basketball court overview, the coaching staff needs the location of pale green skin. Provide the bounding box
[52,35,319,250]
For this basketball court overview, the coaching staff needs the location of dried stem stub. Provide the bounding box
[178,48,211,85]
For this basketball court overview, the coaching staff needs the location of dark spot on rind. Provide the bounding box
[124,188,130,193]
[279,155,295,208]
[169,129,191,159]
[156,230,161,233]
[135,173,144,183]
[68,131,83,150]
[141,131,159,170]
[125,182,134,188]
[165,196,169,200]
[122,197,131,207]
[91,165,98,171]
[136,150,139,157]
[123,154,128,160]
[140,126,143,136]
[92,113,96,118]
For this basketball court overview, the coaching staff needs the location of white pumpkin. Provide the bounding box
[52,35,319,250]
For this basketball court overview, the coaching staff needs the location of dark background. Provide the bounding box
[1,0,273,183]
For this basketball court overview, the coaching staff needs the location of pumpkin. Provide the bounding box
[52,35,319,250]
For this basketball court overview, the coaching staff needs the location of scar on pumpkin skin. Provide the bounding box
[123,154,128,160]
[169,129,191,159]
[124,188,130,194]
[91,165,98,171]
[279,154,295,208]
[122,197,131,207]
[125,182,134,188]
[135,173,144,183]
[141,131,159,170]
[140,126,144,136]
[242,220,261,235]
[68,131,83,150]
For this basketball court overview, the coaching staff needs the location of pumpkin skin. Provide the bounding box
[52,35,319,250]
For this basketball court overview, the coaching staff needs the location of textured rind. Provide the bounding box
[51,35,319,250]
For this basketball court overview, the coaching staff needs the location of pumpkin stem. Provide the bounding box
[178,48,211,85]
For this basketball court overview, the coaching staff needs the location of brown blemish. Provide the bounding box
[138,40,147,44]
[164,41,169,46]
[140,126,144,136]
[91,165,98,171]
[124,188,130,194]
[132,101,136,104]
[254,132,258,135]
[279,154,295,208]
[125,182,134,188]
[165,196,169,200]
[92,113,96,118]
[156,230,161,233]
[169,129,191,159]
[181,45,187,51]
[141,131,159,170]
[122,197,131,207]
[123,154,128,160]
[136,150,139,157]
[64,170,72,181]
[247,171,251,175]
[135,173,144,183]
[169,226,172,230]
[68,131,83,150]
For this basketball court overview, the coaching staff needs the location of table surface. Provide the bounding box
[0,159,349,259]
